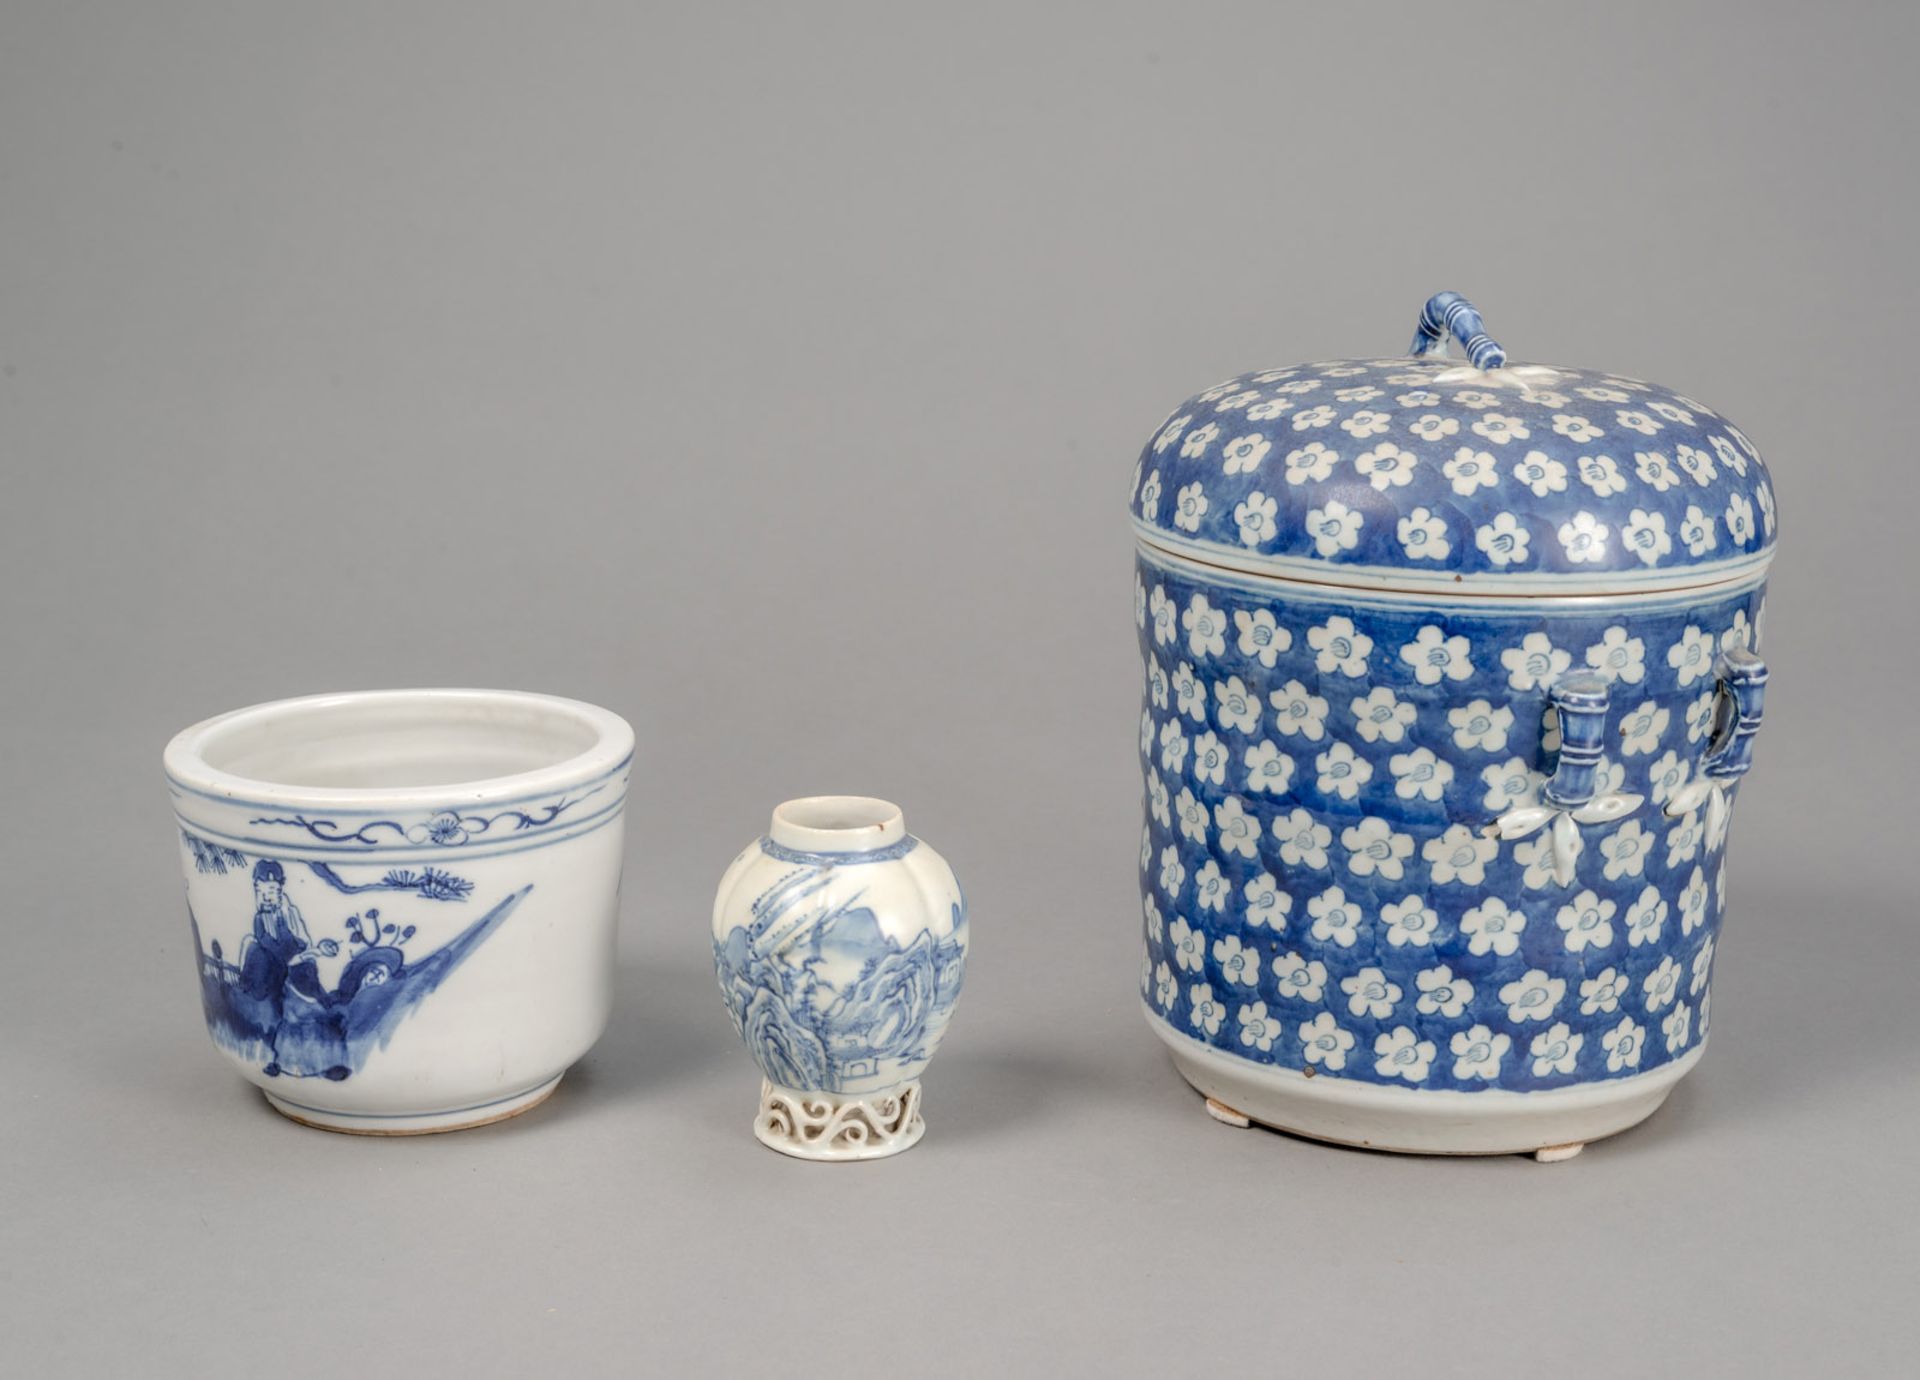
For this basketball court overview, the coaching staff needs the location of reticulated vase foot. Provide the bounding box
[754,1079,925,1161]
[1532,1141,1586,1164]
[1205,1097,1252,1128]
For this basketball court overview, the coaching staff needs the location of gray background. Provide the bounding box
[3,2,1915,1374]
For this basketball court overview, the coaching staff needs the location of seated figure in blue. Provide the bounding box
[189,848,528,1084]
[235,860,348,1079]
[237,860,311,1011]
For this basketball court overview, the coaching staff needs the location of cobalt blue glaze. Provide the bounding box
[182,840,525,1082]
[1541,675,1611,808]
[1131,298,1775,1109]
[1130,339,1776,587]
[714,885,967,1095]
[1703,648,1767,785]
[1411,291,1507,371]
[1135,552,1765,1092]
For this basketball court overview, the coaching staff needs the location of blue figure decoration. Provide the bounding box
[190,850,528,1082]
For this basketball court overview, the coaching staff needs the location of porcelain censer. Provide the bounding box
[166,689,634,1133]
[1130,294,1775,1157]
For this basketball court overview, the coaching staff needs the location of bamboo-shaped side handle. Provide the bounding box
[1541,674,1611,809]
[1702,647,1768,785]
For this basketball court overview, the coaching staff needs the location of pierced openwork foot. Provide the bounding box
[753,1079,926,1161]
[1205,1097,1252,1128]
[1533,1141,1586,1163]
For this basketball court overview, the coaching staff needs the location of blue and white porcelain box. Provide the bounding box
[1130,294,1775,1157]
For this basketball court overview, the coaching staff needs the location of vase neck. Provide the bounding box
[768,796,906,854]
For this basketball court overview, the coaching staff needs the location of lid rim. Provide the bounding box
[1135,523,1774,601]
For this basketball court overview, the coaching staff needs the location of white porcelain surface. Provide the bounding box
[712,797,968,1160]
[165,689,633,1133]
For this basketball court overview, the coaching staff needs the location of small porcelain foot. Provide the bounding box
[754,1079,925,1161]
[1532,1141,1586,1163]
[1205,1097,1252,1128]
[263,1073,563,1135]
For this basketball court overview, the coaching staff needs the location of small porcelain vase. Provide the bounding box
[711,797,968,1161]
[166,688,633,1133]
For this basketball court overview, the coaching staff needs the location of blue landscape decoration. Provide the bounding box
[715,884,966,1094]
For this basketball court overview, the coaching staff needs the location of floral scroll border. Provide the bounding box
[247,784,607,849]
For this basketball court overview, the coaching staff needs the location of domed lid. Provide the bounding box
[1130,293,1777,594]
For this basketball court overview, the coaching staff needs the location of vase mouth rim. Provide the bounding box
[164,688,634,811]
[769,796,906,853]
